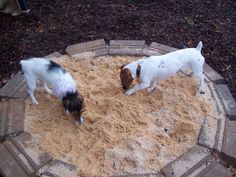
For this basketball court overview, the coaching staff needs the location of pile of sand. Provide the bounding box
[24,55,218,176]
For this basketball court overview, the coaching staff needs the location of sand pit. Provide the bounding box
[24,55,219,176]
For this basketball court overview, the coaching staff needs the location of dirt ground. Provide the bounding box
[0,0,235,98]
[24,55,220,176]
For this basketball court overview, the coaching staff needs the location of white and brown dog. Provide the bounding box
[120,41,205,96]
[20,58,84,124]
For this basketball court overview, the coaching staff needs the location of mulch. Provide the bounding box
[0,0,235,98]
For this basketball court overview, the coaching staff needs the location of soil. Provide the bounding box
[0,0,235,98]
[24,55,219,176]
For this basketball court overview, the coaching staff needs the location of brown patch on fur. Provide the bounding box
[120,64,127,70]
[120,68,133,90]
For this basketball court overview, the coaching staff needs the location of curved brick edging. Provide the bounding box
[0,39,235,177]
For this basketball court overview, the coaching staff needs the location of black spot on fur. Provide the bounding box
[62,91,78,100]
[136,64,141,78]
[47,60,65,73]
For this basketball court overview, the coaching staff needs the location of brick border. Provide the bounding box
[109,40,146,56]
[0,40,235,177]
[66,39,108,59]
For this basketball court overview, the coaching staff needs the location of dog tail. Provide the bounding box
[196,41,203,52]
[19,60,27,72]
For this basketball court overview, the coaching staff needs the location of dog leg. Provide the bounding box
[75,116,84,126]
[26,79,39,104]
[23,74,39,104]
[126,81,150,96]
[42,82,54,95]
[147,80,158,93]
[64,109,70,115]
[195,72,205,94]
[192,61,205,94]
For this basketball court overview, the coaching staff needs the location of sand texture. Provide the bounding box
[24,55,219,176]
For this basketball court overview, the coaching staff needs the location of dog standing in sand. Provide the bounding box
[20,58,84,125]
[120,41,205,96]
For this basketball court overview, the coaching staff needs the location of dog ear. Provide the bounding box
[196,41,203,52]
[77,94,85,111]
[120,64,127,70]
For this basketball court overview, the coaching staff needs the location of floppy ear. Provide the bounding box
[78,95,85,110]
[196,41,203,52]
[120,64,127,70]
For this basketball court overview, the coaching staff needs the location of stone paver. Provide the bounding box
[0,72,28,99]
[0,133,53,176]
[3,140,35,175]
[222,118,236,166]
[44,52,63,60]
[198,116,218,149]
[111,173,164,177]
[203,64,224,84]
[195,161,233,177]
[143,48,162,56]
[0,99,25,142]
[109,40,145,55]
[207,83,225,114]
[0,143,30,177]
[214,117,226,153]
[11,132,53,170]
[198,115,226,153]
[149,42,177,54]
[161,145,212,177]
[38,160,78,177]
[66,39,108,59]
[214,84,236,120]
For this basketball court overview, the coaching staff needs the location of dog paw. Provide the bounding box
[147,87,155,93]
[32,100,39,105]
[125,90,133,96]
[75,117,83,126]
[64,109,70,115]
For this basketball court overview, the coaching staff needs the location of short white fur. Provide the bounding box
[124,41,205,95]
[20,58,77,104]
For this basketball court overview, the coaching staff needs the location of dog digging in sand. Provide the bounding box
[120,41,205,96]
[20,58,84,125]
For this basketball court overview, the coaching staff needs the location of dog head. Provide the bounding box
[62,91,85,124]
[120,65,133,90]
